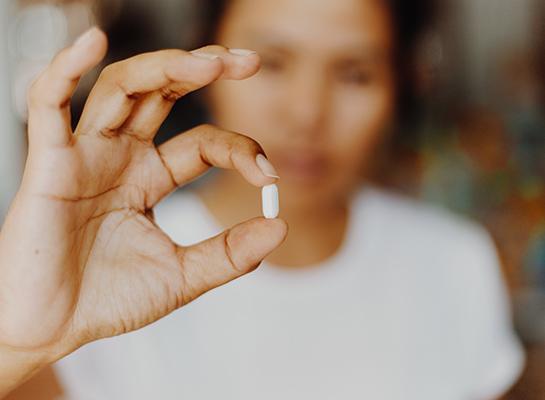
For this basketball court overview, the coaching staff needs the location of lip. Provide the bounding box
[273,151,329,184]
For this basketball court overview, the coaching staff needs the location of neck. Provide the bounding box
[197,171,350,269]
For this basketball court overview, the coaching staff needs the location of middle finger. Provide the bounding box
[75,46,260,142]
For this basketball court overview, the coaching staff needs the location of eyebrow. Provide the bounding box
[245,33,392,62]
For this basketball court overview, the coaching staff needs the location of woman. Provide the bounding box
[14,0,524,399]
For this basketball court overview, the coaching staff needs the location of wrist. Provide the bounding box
[0,344,56,398]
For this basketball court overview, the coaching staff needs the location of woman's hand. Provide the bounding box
[0,28,287,395]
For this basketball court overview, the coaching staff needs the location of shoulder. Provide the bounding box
[353,186,503,297]
[357,186,493,254]
[357,188,524,396]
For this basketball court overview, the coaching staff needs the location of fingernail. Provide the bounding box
[256,154,280,179]
[74,27,100,48]
[228,48,257,56]
[190,51,220,61]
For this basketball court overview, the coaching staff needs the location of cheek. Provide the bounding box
[330,82,395,172]
[209,74,395,195]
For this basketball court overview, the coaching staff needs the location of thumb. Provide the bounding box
[177,217,288,304]
[27,27,108,149]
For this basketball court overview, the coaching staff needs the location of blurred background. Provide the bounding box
[0,0,543,398]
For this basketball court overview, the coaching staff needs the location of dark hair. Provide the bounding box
[193,0,437,125]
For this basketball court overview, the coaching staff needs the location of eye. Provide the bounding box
[259,55,286,73]
[337,66,374,86]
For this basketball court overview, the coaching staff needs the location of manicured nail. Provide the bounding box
[74,27,100,48]
[256,154,280,179]
[190,51,220,61]
[229,48,257,56]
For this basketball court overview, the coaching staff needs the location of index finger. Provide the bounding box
[27,27,108,149]
[75,47,260,142]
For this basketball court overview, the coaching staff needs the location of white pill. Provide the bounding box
[262,184,279,219]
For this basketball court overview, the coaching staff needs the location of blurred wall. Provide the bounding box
[460,0,540,105]
[0,1,24,221]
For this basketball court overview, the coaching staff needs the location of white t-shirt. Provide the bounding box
[54,188,524,400]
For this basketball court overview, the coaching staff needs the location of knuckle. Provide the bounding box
[159,86,184,102]
[101,62,117,75]
[26,73,48,108]
[175,248,193,306]
[27,82,41,106]
[211,44,229,53]
[224,231,244,273]
[192,124,216,141]
[115,78,138,99]
[197,123,216,132]
[98,63,119,81]
[235,133,262,154]
[199,44,228,53]
[98,63,139,99]
[50,48,69,67]
[164,49,186,58]
[247,137,263,152]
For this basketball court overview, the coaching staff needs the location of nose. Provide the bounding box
[282,66,331,142]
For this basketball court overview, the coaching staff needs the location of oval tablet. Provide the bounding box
[262,184,279,219]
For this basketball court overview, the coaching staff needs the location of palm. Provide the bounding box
[0,135,173,350]
[75,199,183,343]
[36,135,182,345]
[0,30,286,362]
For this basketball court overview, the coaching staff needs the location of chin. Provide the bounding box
[279,180,346,212]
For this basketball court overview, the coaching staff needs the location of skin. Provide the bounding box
[0,28,287,397]
[7,0,397,396]
[200,0,396,267]
[196,3,512,399]
[5,1,512,398]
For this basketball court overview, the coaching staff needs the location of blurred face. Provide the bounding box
[209,0,396,208]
